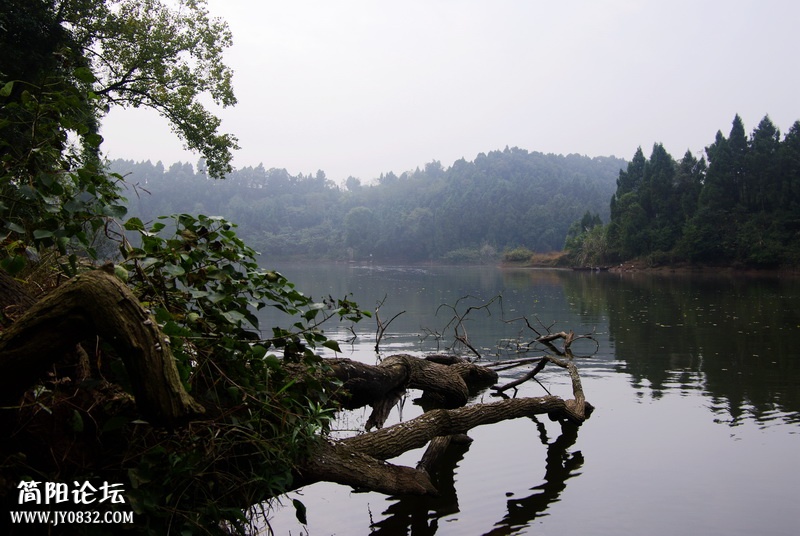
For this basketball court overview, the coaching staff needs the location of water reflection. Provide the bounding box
[366,417,584,536]
[560,271,800,428]
[368,439,467,535]
[483,419,582,536]
[262,263,800,429]
[258,263,800,535]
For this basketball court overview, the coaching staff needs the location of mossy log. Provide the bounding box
[0,269,204,426]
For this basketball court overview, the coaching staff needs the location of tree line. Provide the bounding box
[112,149,626,262]
[566,114,800,268]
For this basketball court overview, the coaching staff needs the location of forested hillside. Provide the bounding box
[112,148,625,262]
[595,114,800,268]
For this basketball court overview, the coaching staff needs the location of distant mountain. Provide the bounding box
[111,147,626,261]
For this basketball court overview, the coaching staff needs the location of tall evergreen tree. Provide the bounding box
[778,121,800,214]
[747,115,781,212]
[728,114,749,206]
[615,146,646,197]
[642,143,679,251]
[674,150,705,222]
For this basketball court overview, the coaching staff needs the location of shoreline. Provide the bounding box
[605,260,800,277]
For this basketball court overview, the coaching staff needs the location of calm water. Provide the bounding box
[256,264,800,536]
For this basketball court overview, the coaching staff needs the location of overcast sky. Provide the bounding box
[100,0,800,183]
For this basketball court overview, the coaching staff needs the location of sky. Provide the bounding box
[100,0,800,184]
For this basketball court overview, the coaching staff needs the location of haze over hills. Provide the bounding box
[112,147,626,262]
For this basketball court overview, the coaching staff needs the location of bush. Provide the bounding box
[503,247,534,262]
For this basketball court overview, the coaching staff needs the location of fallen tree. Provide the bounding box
[0,267,592,532]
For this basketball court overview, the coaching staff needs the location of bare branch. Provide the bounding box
[435,294,503,358]
[374,294,406,352]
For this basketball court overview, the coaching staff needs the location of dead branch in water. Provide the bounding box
[374,294,406,352]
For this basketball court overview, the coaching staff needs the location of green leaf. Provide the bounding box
[264,354,281,370]
[222,310,246,325]
[250,344,268,359]
[162,263,185,277]
[85,133,104,147]
[124,217,145,231]
[68,409,84,432]
[73,66,95,84]
[0,255,26,275]
[302,308,320,321]
[0,81,13,97]
[5,221,26,234]
[102,204,127,218]
[154,308,173,323]
[33,229,54,239]
[56,236,69,253]
[322,340,341,353]
[62,198,84,213]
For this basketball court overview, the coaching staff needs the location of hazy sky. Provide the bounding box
[101,0,800,183]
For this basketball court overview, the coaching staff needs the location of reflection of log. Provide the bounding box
[485,419,583,535]
[0,269,204,426]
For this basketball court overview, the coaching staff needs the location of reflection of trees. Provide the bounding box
[561,271,800,426]
[368,419,583,535]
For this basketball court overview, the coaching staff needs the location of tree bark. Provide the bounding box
[325,354,498,430]
[292,395,591,496]
[0,269,204,426]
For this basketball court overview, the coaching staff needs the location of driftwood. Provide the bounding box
[287,349,592,496]
[0,268,204,425]
[293,394,590,496]
[0,269,592,501]
[505,313,599,356]
[324,353,498,429]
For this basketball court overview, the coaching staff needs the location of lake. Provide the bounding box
[256,263,800,536]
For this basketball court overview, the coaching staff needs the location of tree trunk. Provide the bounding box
[0,269,204,426]
[292,394,591,496]
[325,354,498,430]
[288,352,592,497]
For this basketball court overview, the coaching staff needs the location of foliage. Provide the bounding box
[606,114,800,267]
[1,0,237,274]
[87,0,239,178]
[0,0,124,275]
[0,72,127,275]
[502,246,535,263]
[564,211,608,266]
[114,213,369,532]
[112,149,625,263]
